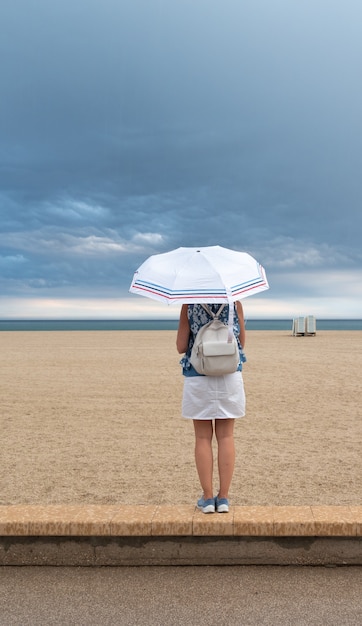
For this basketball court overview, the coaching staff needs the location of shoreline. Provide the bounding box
[1,319,362,331]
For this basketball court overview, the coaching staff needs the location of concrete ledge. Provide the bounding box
[1,506,361,566]
[1,505,361,537]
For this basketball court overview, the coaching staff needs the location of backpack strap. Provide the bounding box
[201,304,225,319]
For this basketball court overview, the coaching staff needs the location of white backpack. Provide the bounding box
[190,304,240,376]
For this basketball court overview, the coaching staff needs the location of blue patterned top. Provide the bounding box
[180,303,246,377]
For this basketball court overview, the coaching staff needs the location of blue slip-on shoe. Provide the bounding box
[215,497,229,513]
[197,496,215,514]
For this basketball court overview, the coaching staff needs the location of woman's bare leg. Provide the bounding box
[193,420,214,499]
[215,419,235,499]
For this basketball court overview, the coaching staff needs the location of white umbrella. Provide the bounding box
[129,245,269,304]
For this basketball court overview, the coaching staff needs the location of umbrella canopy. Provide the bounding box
[129,245,269,305]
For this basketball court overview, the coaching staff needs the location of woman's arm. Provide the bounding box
[176,304,191,354]
[236,301,246,348]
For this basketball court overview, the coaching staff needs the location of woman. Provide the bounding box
[176,301,246,513]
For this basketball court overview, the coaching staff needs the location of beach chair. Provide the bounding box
[305,315,316,336]
[292,317,305,336]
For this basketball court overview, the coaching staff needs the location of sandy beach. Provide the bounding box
[1,330,361,507]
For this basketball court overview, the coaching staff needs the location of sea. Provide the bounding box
[1,319,362,331]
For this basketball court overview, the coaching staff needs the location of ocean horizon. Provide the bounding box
[1,319,362,331]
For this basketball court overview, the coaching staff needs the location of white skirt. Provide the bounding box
[182,372,246,420]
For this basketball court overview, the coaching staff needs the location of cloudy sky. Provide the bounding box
[1,0,362,319]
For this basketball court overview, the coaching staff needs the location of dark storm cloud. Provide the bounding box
[1,0,362,316]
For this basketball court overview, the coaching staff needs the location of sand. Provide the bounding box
[1,330,361,507]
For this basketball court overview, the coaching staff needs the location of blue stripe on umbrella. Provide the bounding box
[132,281,267,300]
[132,280,227,297]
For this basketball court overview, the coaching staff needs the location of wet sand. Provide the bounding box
[1,330,361,506]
